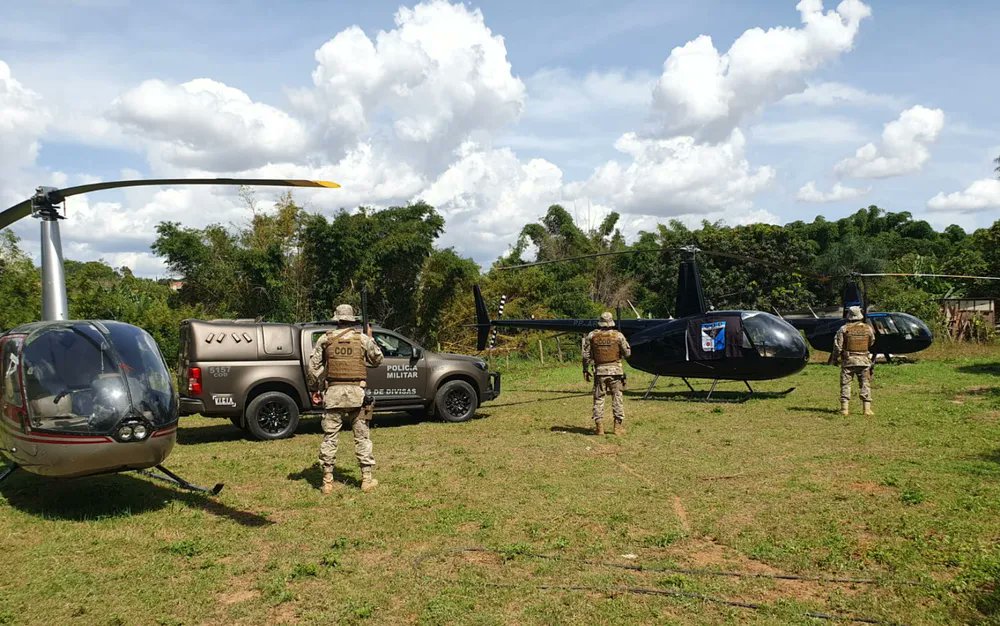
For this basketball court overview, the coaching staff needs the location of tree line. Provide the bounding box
[2,192,998,361]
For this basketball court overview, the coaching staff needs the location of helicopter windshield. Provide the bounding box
[888,313,931,338]
[103,321,177,428]
[740,312,807,359]
[21,322,176,435]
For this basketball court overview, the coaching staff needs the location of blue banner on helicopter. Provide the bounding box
[700,321,726,352]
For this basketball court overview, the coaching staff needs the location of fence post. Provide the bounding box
[556,336,563,362]
[538,339,544,364]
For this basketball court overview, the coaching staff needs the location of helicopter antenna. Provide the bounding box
[1,178,340,321]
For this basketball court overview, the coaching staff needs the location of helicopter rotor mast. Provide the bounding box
[32,187,70,320]
[1,177,342,323]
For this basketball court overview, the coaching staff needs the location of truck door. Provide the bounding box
[368,331,427,406]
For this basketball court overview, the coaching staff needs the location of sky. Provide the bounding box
[1,0,999,277]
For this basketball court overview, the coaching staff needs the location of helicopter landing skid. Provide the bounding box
[139,465,224,496]
[0,463,19,483]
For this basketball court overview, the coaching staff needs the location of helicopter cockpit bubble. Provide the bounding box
[740,312,809,360]
[20,321,177,435]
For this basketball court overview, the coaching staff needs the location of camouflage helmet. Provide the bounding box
[847,306,864,321]
[332,304,358,322]
[598,312,615,328]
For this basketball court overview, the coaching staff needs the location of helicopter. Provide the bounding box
[472,247,810,399]
[0,178,339,491]
[783,272,1000,361]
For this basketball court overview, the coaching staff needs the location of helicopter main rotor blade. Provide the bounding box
[858,272,1000,281]
[498,246,677,270]
[0,178,340,230]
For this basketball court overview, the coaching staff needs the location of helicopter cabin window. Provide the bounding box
[869,316,898,335]
[22,324,128,434]
[374,333,413,358]
[20,322,177,434]
[740,312,806,359]
[2,338,23,407]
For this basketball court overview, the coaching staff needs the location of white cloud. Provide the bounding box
[0,60,49,172]
[751,117,866,145]
[110,78,310,171]
[292,0,524,169]
[780,81,902,109]
[927,178,1000,213]
[835,105,945,178]
[796,181,870,203]
[420,142,565,261]
[650,0,871,139]
[574,129,775,216]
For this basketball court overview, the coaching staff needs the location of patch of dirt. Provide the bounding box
[672,496,691,532]
[848,481,892,496]
[219,588,259,605]
[461,549,502,567]
[669,537,861,605]
[457,521,481,533]
[969,411,1000,423]
[271,604,298,625]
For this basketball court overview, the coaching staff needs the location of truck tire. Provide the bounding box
[245,391,300,440]
[434,380,478,423]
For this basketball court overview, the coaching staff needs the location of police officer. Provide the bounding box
[833,305,875,416]
[308,304,384,493]
[582,312,631,435]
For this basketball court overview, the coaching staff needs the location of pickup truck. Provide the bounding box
[178,319,501,440]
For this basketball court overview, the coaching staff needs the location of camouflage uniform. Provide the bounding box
[582,313,631,434]
[307,306,383,492]
[832,306,875,416]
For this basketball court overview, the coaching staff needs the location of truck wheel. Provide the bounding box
[434,380,478,423]
[245,392,300,440]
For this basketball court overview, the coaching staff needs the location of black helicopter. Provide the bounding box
[784,272,999,360]
[0,178,338,489]
[473,247,809,399]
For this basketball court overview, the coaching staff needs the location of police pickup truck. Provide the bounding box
[178,319,501,440]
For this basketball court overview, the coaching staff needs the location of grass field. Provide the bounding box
[2,346,1000,625]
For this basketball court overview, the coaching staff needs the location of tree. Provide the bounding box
[0,230,41,330]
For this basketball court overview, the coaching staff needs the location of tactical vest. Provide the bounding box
[843,322,872,354]
[592,330,622,365]
[324,329,367,383]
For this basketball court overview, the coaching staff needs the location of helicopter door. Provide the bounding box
[1,336,26,430]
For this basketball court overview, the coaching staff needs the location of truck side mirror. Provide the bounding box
[412,347,423,360]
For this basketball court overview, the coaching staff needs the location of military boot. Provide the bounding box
[594,420,604,435]
[840,401,849,416]
[360,467,379,493]
[321,469,335,495]
[612,420,624,436]
[863,401,874,416]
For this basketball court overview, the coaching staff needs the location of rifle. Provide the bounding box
[361,284,375,421]
[361,284,370,337]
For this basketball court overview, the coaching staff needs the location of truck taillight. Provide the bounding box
[188,367,202,395]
